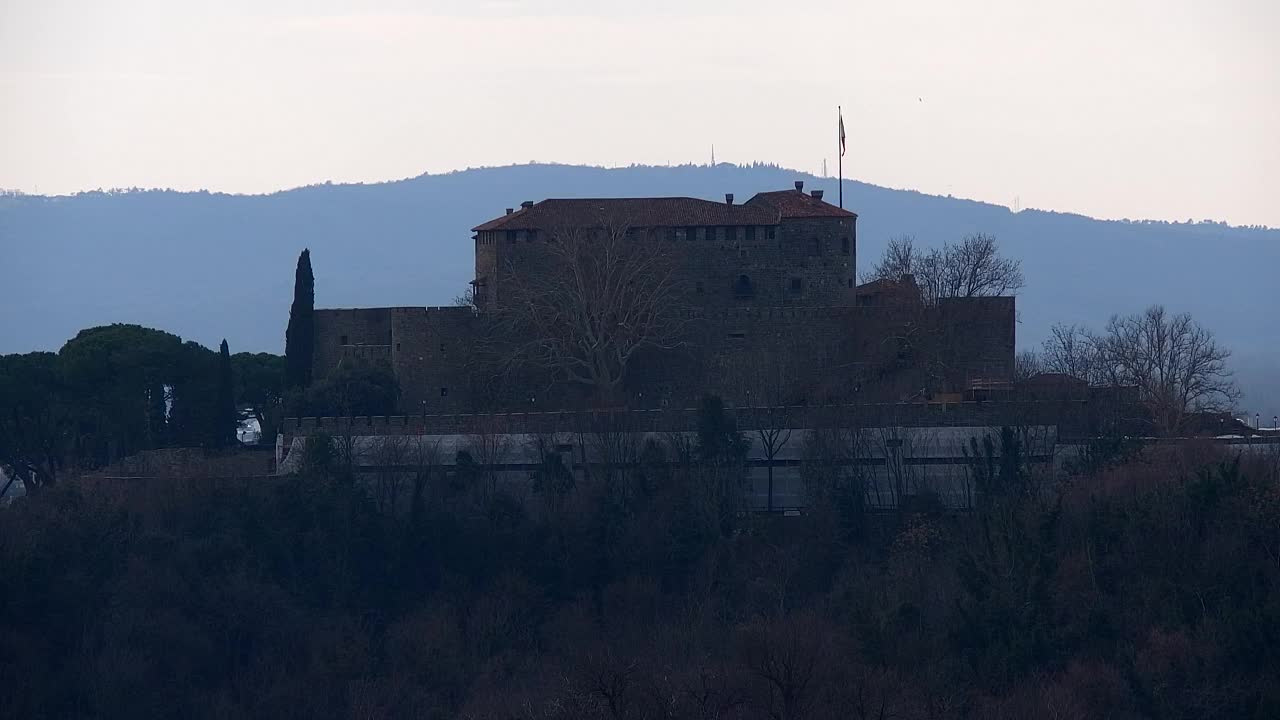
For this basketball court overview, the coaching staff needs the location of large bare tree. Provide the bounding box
[1039,322,1102,383]
[863,234,1024,304]
[487,221,689,405]
[1091,306,1238,435]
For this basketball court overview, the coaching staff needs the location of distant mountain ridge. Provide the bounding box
[2,163,1276,416]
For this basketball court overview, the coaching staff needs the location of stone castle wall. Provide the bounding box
[312,195,1012,414]
[312,295,1016,414]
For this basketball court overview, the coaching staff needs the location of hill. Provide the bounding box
[2,163,1276,416]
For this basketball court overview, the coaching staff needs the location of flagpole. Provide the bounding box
[838,105,843,209]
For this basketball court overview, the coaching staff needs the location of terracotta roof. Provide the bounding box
[472,197,780,233]
[746,189,857,219]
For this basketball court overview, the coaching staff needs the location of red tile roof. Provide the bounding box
[472,197,780,232]
[746,189,857,219]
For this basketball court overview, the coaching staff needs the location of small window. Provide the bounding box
[555,443,574,454]
[734,274,754,297]
[728,331,746,339]
[746,226,756,242]
[507,231,517,243]
[790,278,802,294]
[723,226,736,243]
[440,387,449,397]
[841,237,850,255]
[674,228,686,241]
[695,280,704,294]
[684,226,696,241]
[340,335,349,345]
[810,238,822,256]
[528,229,538,242]
[767,227,776,240]
[440,342,446,353]
[395,342,401,351]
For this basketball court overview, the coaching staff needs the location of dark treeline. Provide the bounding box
[0,324,287,488]
[2,412,1278,719]
[0,319,399,492]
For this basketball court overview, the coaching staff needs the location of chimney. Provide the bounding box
[505,208,514,215]
[811,189,824,200]
[794,180,804,192]
[520,200,534,209]
[725,193,734,205]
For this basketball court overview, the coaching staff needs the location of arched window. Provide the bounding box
[734,274,754,297]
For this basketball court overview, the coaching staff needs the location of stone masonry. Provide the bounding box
[312,181,1016,414]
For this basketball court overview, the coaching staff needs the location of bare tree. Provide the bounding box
[938,233,1025,299]
[1092,305,1239,435]
[486,221,690,406]
[371,434,411,515]
[863,234,1024,304]
[1014,350,1044,380]
[863,235,922,283]
[1040,323,1102,383]
[725,347,804,512]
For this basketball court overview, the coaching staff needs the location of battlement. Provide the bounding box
[283,400,1098,439]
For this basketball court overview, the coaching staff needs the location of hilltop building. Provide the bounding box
[311,182,1015,413]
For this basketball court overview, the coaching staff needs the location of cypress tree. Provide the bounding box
[285,249,315,389]
[216,339,236,447]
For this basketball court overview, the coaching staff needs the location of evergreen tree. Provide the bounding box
[285,249,315,390]
[216,339,236,447]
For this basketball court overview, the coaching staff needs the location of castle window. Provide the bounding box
[440,387,449,397]
[745,226,756,242]
[695,280,704,294]
[790,277,803,294]
[395,343,401,351]
[767,227,776,240]
[810,238,822,256]
[340,335,349,345]
[724,226,736,243]
[734,274,754,298]
[506,231,517,243]
[841,237,850,254]
[528,229,538,242]
[728,332,746,339]
[440,342,446,353]
[684,226,696,241]
[674,228,686,241]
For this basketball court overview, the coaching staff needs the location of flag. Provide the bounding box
[838,111,846,157]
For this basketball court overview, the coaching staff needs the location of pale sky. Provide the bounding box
[2,0,1277,226]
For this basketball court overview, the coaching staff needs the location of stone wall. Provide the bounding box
[313,308,394,382]
[283,399,1096,439]
[312,295,1016,414]
[390,306,479,413]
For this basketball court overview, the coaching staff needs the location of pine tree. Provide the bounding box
[216,339,236,447]
[285,249,315,390]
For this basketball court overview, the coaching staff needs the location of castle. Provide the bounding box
[312,181,1015,413]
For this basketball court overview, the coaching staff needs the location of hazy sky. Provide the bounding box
[2,0,1277,226]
